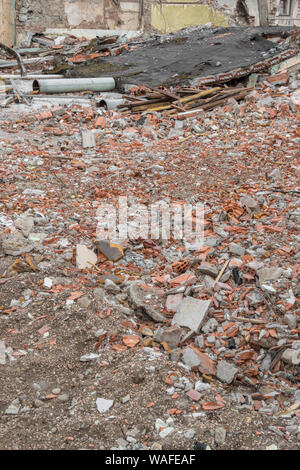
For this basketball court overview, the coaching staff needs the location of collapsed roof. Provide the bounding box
[61,26,297,87]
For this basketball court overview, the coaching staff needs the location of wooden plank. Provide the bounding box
[173,87,222,105]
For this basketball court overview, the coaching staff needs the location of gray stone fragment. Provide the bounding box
[257,96,274,107]
[184,429,196,439]
[198,263,218,278]
[246,261,264,271]
[5,399,21,415]
[229,243,245,257]
[268,426,284,437]
[261,284,276,294]
[121,395,131,404]
[128,284,165,322]
[216,361,238,384]
[285,425,298,435]
[15,215,34,237]
[153,325,183,349]
[80,353,100,362]
[159,427,174,438]
[182,347,201,367]
[295,390,300,401]
[269,168,281,181]
[265,444,278,450]
[2,233,33,256]
[96,397,114,413]
[195,335,204,348]
[170,348,181,362]
[261,353,272,371]
[205,237,220,247]
[57,394,69,403]
[240,195,259,212]
[171,296,211,332]
[206,335,215,343]
[246,290,264,306]
[202,318,218,334]
[215,426,226,445]
[283,314,297,330]
[281,349,300,366]
[77,296,92,308]
[0,341,6,365]
[213,226,228,238]
[81,130,95,148]
[93,287,104,301]
[203,276,214,290]
[220,270,231,282]
[33,399,44,408]
[104,279,121,294]
[116,438,128,448]
[257,267,282,283]
[195,381,211,392]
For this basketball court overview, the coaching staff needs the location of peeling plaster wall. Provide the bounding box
[13,0,300,45]
[15,0,260,37]
[64,1,105,27]
[151,2,229,33]
[15,0,140,43]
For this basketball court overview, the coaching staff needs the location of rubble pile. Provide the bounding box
[0,25,299,451]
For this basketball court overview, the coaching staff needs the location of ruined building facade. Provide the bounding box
[1,0,299,45]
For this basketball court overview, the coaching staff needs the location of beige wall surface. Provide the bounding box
[0,0,15,45]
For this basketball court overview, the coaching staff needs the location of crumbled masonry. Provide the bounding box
[0,25,299,450]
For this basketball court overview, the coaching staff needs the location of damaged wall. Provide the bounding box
[150,0,264,33]
[15,0,141,43]
[150,1,229,33]
[270,0,300,26]
[11,0,300,44]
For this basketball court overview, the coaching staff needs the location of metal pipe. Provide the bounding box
[0,42,27,76]
[97,98,125,110]
[33,77,115,94]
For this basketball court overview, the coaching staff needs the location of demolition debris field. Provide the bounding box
[0,25,299,450]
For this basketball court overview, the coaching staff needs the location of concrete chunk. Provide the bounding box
[198,263,218,278]
[182,347,202,367]
[216,360,238,384]
[76,244,97,270]
[96,397,114,413]
[229,243,245,257]
[281,349,300,366]
[154,325,183,349]
[165,293,184,312]
[15,215,34,237]
[257,267,282,283]
[0,341,6,365]
[171,296,211,332]
[81,129,95,148]
[129,283,165,322]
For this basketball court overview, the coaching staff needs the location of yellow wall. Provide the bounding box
[151,3,228,33]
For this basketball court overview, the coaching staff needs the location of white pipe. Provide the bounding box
[33,77,116,94]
